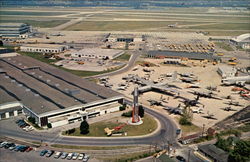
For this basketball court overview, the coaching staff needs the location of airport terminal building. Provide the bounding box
[0,23,30,38]
[0,55,124,128]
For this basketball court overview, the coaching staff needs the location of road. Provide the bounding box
[86,50,142,79]
[0,99,178,148]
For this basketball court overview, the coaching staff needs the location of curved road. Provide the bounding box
[0,100,178,147]
[86,50,142,79]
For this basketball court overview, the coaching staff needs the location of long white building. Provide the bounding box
[20,44,68,54]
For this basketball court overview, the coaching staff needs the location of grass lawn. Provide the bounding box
[18,51,57,64]
[179,123,202,136]
[214,42,234,51]
[0,11,73,16]
[63,114,157,137]
[113,53,131,61]
[50,144,134,150]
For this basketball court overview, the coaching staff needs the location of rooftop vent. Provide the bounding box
[31,72,35,75]
[38,75,43,78]
[11,80,16,83]
[47,79,51,83]
[18,84,23,87]
[18,63,22,65]
[34,94,39,97]
[55,83,60,87]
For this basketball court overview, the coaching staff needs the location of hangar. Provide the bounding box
[230,33,250,49]
[0,55,124,128]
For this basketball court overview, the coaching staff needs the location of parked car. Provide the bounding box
[46,150,55,157]
[9,144,16,150]
[16,119,24,124]
[176,155,186,162]
[67,153,73,160]
[0,142,8,148]
[54,151,62,159]
[83,154,90,162]
[61,152,68,159]
[72,152,79,160]
[4,143,15,149]
[40,149,48,156]
[78,153,84,160]
[19,146,29,152]
[25,147,33,152]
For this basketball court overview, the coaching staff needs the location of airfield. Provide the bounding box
[102,58,249,130]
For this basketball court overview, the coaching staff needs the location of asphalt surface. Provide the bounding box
[86,50,142,79]
[0,99,178,148]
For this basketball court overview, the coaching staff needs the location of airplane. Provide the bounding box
[186,83,201,88]
[180,77,199,83]
[203,111,217,120]
[50,33,65,36]
[220,107,237,111]
[191,107,203,114]
[164,104,183,115]
[160,95,168,103]
[224,100,243,107]
[147,99,164,106]
[116,87,127,91]
[221,76,250,86]
[143,68,154,72]
[168,23,178,28]
[180,95,201,107]
[189,90,222,100]
[178,73,194,78]
[206,86,217,91]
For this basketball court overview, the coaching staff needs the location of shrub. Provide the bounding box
[28,117,36,124]
[47,123,52,128]
[119,104,126,111]
[122,111,132,117]
[179,116,192,125]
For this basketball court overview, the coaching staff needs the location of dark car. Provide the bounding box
[40,149,48,156]
[14,145,25,152]
[19,146,29,152]
[46,150,55,157]
[16,119,24,124]
[176,155,186,162]
[4,143,15,149]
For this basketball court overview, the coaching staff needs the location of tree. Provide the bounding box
[138,105,144,118]
[80,120,89,134]
[228,140,250,162]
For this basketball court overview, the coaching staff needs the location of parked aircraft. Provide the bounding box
[180,77,199,83]
[224,100,243,107]
[189,90,222,100]
[220,107,237,111]
[206,86,217,91]
[221,76,250,86]
[164,104,183,115]
[203,112,217,120]
[181,95,201,107]
[147,99,164,106]
[178,73,194,78]
[143,68,154,72]
[168,23,178,28]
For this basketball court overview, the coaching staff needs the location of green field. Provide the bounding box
[113,53,131,61]
[63,114,157,137]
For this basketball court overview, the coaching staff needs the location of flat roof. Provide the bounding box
[0,55,122,115]
[198,144,228,162]
[148,50,220,61]
[108,33,142,38]
[71,48,124,57]
[0,23,27,27]
[21,44,67,49]
[0,86,18,104]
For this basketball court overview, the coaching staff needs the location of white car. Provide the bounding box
[83,154,90,162]
[0,142,8,148]
[72,152,79,160]
[78,153,84,160]
[67,153,73,160]
[54,151,62,159]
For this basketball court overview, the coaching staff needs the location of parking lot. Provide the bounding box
[0,140,96,162]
